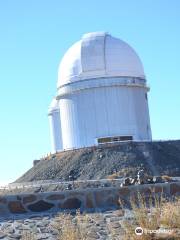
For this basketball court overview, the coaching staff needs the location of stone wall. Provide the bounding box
[0,182,180,217]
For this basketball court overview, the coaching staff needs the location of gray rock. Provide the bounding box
[130,177,137,185]
[4,227,15,234]
[121,177,131,186]
[153,176,164,183]
[18,225,30,231]
[7,233,21,239]
[137,169,146,184]
[0,231,6,239]
[36,233,52,239]
[28,200,54,212]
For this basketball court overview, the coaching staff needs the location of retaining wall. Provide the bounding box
[0,182,180,217]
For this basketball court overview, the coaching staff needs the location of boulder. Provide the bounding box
[153,176,164,184]
[8,201,27,214]
[60,198,82,210]
[46,194,65,201]
[27,200,54,212]
[23,194,37,204]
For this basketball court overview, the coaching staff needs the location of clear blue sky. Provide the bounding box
[0,0,180,184]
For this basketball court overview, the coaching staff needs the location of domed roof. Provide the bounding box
[57,32,145,88]
[48,98,59,114]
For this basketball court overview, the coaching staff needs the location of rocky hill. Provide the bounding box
[16,140,180,183]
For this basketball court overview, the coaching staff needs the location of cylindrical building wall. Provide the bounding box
[58,77,151,150]
[48,99,63,153]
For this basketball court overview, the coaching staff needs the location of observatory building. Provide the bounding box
[48,32,152,153]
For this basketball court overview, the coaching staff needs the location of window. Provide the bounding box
[97,136,133,144]
[120,136,133,141]
[98,137,111,144]
[113,137,119,142]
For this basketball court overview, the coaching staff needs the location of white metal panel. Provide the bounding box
[48,98,63,153]
[48,110,62,153]
[59,98,72,149]
[105,35,145,78]
[58,41,82,86]
[57,32,145,88]
[57,76,147,97]
[81,33,105,72]
[49,116,56,152]
[59,77,151,149]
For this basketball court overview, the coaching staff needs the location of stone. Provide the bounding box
[109,216,121,222]
[23,194,37,204]
[18,224,30,230]
[136,169,152,184]
[16,195,22,201]
[94,190,114,207]
[123,177,131,186]
[8,201,27,214]
[29,216,43,220]
[153,176,164,184]
[0,197,7,204]
[0,231,6,239]
[0,204,9,215]
[87,231,99,239]
[170,183,180,195]
[161,175,173,182]
[36,233,52,239]
[113,209,125,217]
[8,233,21,239]
[46,194,65,201]
[50,229,59,235]
[66,184,72,190]
[60,198,81,210]
[30,227,40,234]
[95,220,105,226]
[94,192,104,207]
[36,220,49,227]
[7,220,13,223]
[151,185,164,193]
[130,177,137,185]
[147,177,154,184]
[13,222,22,228]
[33,160,40,166]
[34,186,43,193]
[142,186,152,195]
[109,222,121,228]
[16,220,24,223]
[69,191,84,198]
[119,187,130,196]
[40,227,50,233]
[25,222,36,228]
[85,193,94,209]
[105,195,119,207]
[28,200,54,212]
[4,227,15,234]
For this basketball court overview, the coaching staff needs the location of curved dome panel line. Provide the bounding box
[57,32,145,88]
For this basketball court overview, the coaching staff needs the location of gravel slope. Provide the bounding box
[16,140,180,183]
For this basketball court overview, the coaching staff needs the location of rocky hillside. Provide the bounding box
[16,140,180,183]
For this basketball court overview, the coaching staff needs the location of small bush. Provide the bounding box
[53,211,89,240]
[122,194,180,240]
[21,231,36,240]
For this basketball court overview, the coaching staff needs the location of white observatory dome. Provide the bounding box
[49,31,152,152]
[58,32,145,87]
